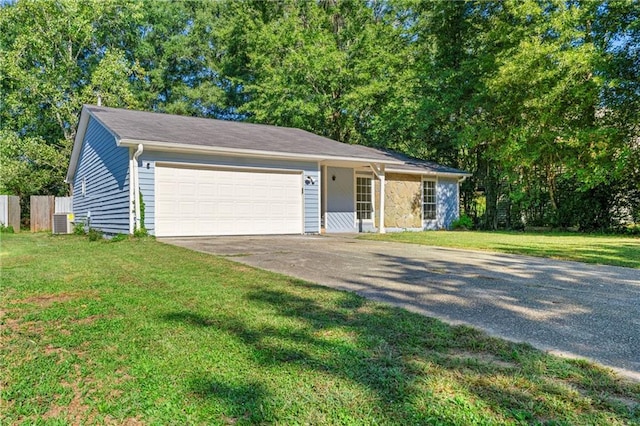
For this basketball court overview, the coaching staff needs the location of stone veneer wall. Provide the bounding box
[374,173,422,229]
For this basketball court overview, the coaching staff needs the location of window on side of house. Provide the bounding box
[423,179,436,220]
[356,176,373,221]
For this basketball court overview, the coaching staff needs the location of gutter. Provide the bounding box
[384,168,472,179]
[118,138,406,166]
[132,144,144,231]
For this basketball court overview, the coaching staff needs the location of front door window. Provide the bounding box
[356,176,373,220]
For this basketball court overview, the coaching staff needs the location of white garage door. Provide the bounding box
[155,165,303,237]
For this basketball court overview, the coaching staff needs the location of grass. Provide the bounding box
[361,231,640,268]
[1,233,639,425]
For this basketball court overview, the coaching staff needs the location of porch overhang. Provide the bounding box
[319,158,401,169]
[320,161,390,234]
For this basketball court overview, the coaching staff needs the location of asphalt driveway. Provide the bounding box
[161,234,640,381]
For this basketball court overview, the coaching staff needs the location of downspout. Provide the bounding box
[133,144,144,231]
[378,174,386,234]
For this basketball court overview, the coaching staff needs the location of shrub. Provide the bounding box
[452,215,474,230]
[0,224,15,233]
[73,222,86,235]
[624,224,640,236]
[87,228,103,241]
[133,227,148,238]
[110,233,128,242]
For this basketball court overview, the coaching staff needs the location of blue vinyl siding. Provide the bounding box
[72,117,130,234]
[326,167,357,232]
[437,177,459,229]
[303,167,321,233]
[137,151,320,236]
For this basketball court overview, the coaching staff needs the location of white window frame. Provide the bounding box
[355,174,374,222]
[422,178,437,222]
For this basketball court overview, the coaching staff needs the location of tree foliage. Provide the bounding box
[0,0,144,197]
[1,0,638,230]
[410,0,639,229]
[0,130,66,197]
[205,0,415,145]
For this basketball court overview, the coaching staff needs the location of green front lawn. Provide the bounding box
[2,233,638,425]
[361,231,640,268]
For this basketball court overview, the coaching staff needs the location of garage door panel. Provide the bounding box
[199,183,216,193]
[180,182,196,194]
[199,202,216,215]
[155,165,303,237]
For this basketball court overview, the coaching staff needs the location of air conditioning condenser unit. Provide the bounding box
[52,213,74,234]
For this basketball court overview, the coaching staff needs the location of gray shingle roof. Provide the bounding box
[84,105,469,176]
[379,151,471,176]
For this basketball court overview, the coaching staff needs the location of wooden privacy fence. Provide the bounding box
[55,197,73,214]
[30,196,74,232]
[31,196,55,232]
[0,195,20,232]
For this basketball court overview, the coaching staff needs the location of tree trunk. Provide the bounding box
[485,175,499,230]
[479,149,500,230]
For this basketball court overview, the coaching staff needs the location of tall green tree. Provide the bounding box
[478,0,638,228]
[131,0,227,116]
[1,0,637,230]
[0,0,144,196]
[0,130,66,198]
[404,0,507,226]
[409,0,639,229]
[207,0,413,145]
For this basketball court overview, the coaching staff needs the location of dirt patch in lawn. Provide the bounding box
[4,314,104,338]
[42,365,95,423]
[0,309,20,329]
[22,291,100,307]
[41,364,142,425]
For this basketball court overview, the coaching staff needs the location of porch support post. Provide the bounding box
[370,163,386,234]
[379,174,386,233]
[321,165,328,232]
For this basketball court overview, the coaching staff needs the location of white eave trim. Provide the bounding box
[65,110,90,183]
[118,138,405,166]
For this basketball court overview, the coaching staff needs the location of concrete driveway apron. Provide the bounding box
[161,234,640,381]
